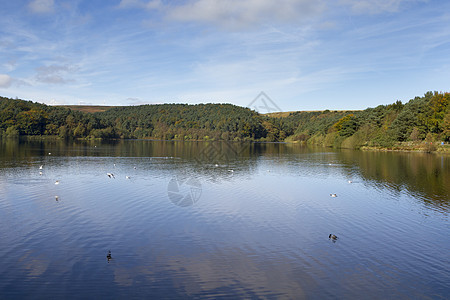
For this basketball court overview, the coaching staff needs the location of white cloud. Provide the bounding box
[118,0,161,10]
[118,0,325,30]
[0,74,12,88]
[169,0,325,29]
[340,0,426,14]
[28,0,55,14]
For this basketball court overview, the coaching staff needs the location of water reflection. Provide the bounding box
[336,150,450,211]
[1,139,448,208]
[0,139,448,298]
[1,139,449,211]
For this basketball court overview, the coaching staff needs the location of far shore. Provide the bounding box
[4,135,449,154]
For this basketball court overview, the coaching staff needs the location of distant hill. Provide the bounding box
[58,105,115,113]
[1,92,449,149]
[265,110,359,118]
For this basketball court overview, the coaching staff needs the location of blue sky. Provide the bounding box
[0,0,449,111]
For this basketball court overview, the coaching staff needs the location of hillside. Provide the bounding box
[265,110,358,118]
[1,92,449,149]
[58,105,115,113]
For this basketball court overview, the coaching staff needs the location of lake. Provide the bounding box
[0,139,449,299]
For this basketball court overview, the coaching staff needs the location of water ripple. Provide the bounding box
[0,142,448,298]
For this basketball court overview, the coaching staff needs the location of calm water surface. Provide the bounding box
[0,140,449,299]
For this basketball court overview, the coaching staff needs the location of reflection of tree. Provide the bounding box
[339,150,449,209]
[1,139,447,211]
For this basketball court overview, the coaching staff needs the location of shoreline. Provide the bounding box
[360,145,450,154]
[3,135,449,153]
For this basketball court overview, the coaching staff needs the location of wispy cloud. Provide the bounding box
[3,59,17,72]
[35,64,77,84]
[0,0,447,109]
[0,74,12,88]
[118,0,326,30]
[340,0,427,14]
[166,0,325,30]
[118,0,162,10]
[28,0,55,14]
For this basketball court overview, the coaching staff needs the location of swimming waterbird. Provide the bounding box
[329,234,338,240]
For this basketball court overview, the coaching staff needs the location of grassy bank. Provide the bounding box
[361,142,450,153]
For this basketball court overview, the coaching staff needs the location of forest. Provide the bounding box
[0,91,449,150]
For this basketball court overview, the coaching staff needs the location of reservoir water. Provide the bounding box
[0,139,449,299]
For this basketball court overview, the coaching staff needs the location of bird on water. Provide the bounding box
[107,250,112,262]
[330,194,337,197]
[329,234,338,240]
[107,173,115,179]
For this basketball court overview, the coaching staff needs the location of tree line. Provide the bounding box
[0,91,449,147]
[287,91,449,148]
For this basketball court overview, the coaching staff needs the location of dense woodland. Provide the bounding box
[0,91,449,149]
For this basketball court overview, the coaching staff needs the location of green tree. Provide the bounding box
[334,114,359,137]
[17,109,48,135]
[58,125,70,139]
[5,126,19,137]
[409,127,421,141]
[442,111,450,142]
[73,124,86,138]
